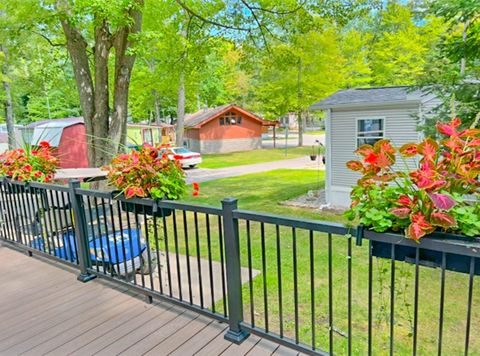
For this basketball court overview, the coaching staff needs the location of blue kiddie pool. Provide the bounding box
[30,228,151,276]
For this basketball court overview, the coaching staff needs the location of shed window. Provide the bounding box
[357,118,384,147]
[221,111,242,126]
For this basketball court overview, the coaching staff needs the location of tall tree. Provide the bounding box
[55,0,144,165]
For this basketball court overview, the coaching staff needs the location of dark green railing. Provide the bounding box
[0,177,478,356]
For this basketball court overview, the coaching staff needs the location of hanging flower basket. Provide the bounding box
[363,228,480,275]
[118,195,172,218]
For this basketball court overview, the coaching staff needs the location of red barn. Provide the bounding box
[31,117,89,169]
[184,104,270,153]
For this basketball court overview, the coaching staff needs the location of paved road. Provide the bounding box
[185,155,324,184]
[262,133,325,149]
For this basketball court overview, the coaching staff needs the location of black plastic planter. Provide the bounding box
[309,155,317,161]
[362,228,480,275]
[119,197,172,218]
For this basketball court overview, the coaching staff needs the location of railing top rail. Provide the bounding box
[0,177,69,192]
[233,209,350,235]
[74,187,223,215]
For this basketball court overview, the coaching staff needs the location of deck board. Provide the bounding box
[0,244,300,356]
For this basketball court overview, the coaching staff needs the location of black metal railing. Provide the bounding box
[0,177,478,355]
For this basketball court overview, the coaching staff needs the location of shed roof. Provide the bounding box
[25,117,84,129]
[310,86,431,110]
[184,104,265,129]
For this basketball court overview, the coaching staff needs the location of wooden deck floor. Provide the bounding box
[0,245,300,356]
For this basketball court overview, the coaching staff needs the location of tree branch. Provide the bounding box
[175,0,250,32]
[30,30,66,47]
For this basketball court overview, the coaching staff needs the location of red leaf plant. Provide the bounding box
[103,144,187,201]
[0,141,59,183]
[345,118,480,240]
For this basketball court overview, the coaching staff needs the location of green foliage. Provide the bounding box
[346,185,401,232]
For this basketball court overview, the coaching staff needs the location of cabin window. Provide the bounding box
[356,118,384,147]
[221,111,242,126]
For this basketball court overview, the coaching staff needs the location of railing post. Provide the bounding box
[222,198,249,344]
[68,180,96,283]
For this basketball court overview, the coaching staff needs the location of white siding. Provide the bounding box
[329,104,421,206]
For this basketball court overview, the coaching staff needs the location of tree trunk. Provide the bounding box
[297,58,303,147]
[1,45,15,150]
[460,19,470,77]
[110,4,143,160]
[92,18,111,165]
[176,69,185,146]
[297,111,303,147]
[58,15,95,165]
[57,0,143,167]
[153,89,161,125]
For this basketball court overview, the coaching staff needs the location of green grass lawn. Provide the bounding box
[305,130,325,135]
[199,147,314,169]
[145,170,479,354]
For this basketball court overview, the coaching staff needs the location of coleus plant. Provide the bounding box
[0,141,59,183]
[345,118,480,240]
[104,144,192,201]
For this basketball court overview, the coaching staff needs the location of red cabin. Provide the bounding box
[31,117,89,169]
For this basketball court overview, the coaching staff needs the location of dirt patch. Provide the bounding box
[281,189,346,213]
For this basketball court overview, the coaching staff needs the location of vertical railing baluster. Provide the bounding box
[247,220,254,326]
[413,247,419,356]
[143,208,154,291]
[116,201,129,280]
[87,197,100,272]
[260,222,268,332]
[134,208,145,288]
[390,244,396,356]
[309,230,315,350]
[464,256,475,356]
[94,197,107,274]
[162,213,172,296]
[293,227,299,344]
[328,232,333,354]
[218,215,227,316]
[172,210,182,300]
[438,252,446,356]
[222,198,249,343]
[347,233,352,356]
[109,198,121,278]
[276,224,283,338]
[153,212,164,294]
[193,212,204,308]
[206,214,215,312]
[368,240,373,356]
[182,210,193,304]
[101,198,114,277]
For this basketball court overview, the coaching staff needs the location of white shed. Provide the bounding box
[311,86,440,208]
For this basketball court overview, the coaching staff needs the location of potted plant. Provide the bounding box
[0,141,59,192]
[345,118,480,274]
[103,144,188,217]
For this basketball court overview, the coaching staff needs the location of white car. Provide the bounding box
[168,147,202,168]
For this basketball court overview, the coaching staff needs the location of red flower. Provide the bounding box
[192,191,199,197]
[34,171,42,178]
[193,182,199,190]
[24,164,32,172]
[39,141,51,149]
